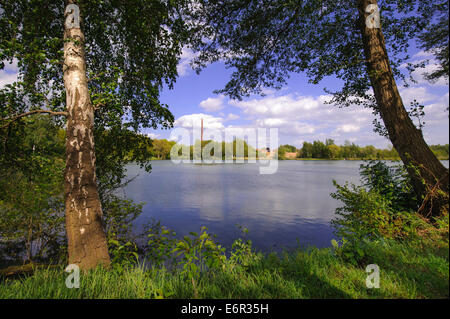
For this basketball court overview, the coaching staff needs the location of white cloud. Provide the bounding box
[399,86,436,105]
[177,48,197,77]
[419,94,449,125]
[0,72,18,88]
[229,94,320,117]
[199,95,226,112]
[412,50,433,59]
[0,59,19,88]
[174,85,448,148]
[290,123,316,135]
[145,133,160,139]
[401,57,449,87]
[256,118,287,127]
[174,113,225,130]
[335,124,360,133]
[226,113,239,121]
[229,93,371,138]
[225,87,448,148]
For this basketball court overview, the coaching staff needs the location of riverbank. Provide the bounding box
[1,239,448,299]
[148,157,450,161]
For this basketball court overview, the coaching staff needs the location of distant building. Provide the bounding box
[258,148,273,158]
[284,152,297,159]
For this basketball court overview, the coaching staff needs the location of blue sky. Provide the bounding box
[142,46,449,149]
[1,47,448,149]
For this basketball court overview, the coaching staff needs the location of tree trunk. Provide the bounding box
[63,0,110,269]
[357,0,449,216]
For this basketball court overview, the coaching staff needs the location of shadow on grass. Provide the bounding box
[184,251,354,299]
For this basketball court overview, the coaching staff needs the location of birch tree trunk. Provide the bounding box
[357,0,449,216]
[63,0,110,269]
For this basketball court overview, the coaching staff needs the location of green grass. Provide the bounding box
[1,240,448,299]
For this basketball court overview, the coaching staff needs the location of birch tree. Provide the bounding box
[1,0,189,269]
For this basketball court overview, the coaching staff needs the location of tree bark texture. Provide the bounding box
[357,0,449,216]
[63,0,110,269]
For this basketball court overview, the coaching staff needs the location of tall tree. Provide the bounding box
[63,0,110,269]
[355,0,448,216]
[1,0,188,269]
[189,0,449,215]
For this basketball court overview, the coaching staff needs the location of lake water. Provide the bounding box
[122,160,449,252]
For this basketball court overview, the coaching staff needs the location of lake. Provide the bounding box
[122,160,449,252]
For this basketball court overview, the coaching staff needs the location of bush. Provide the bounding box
[140,222,260,284]
[330,161,449,264]
[0,156,66,265]
[359,160,417,212]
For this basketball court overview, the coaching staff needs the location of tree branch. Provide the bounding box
[1,109,68,129]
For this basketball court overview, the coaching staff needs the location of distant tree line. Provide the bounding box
[429,145,450,160]
[277,139,449,160]
[139,136,257,160]
[143,136,449,161]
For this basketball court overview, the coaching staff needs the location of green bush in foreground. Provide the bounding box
[331,161,449,266]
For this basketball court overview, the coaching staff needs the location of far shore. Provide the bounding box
[146,157,449,161]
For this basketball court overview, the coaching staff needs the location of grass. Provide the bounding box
[1,240,448,299]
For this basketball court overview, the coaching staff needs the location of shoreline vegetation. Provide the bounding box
[148,157,449,161]
[142,136,449,161]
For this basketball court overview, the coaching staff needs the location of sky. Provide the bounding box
[152,47,449,149]
[1,46,448,150]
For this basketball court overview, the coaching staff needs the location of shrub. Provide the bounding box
[330,160,449,264]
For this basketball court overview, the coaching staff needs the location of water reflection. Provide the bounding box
[123,160,449,251]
